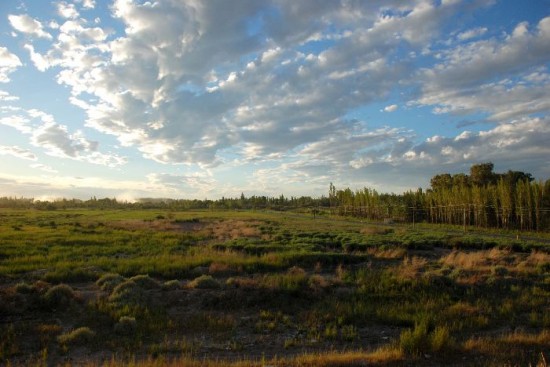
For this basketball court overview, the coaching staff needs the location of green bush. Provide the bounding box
[129,274,159,289]
[42,284,76,309]
[57,327,95,346]
[96,273,125,292]
[399,322,453,356]
[162,279,181,290]
[14,282,34,294]
[188,275,221,289]
[114,316,137,335]
[430,325,453,352]
[108,280,146,308]
[399,322,429,356]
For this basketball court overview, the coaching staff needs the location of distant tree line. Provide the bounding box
[1,162,549,231]
[0,194,329,212]
[329,163,550,231]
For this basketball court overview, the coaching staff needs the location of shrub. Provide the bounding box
[15,282,34,294]
[162,279,181,290]
[430,326,453,352]
[188,275,221,289]
[32,280,51,294]
[57,327,95,346]
[96,273,125,292]
[42,284,76,309]
[399,322,454,356]
[492,265,509,277]
[225,277,258,289]
[114,316,137,335]
[108,280,146,308]
[129,274,160,289]
[399,322,429,356]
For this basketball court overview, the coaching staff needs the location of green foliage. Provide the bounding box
[14,282,34,294]
[114,316,137,336]
[399,322,454,356]
[42,284,76,309]
[129,274,160,289]
[188,275,221,289]
[96,273,125,292]
[57,327,95,346]
[162,279,181,290]
[108,280,146,308]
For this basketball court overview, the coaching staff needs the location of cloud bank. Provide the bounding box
[1,0,549,198]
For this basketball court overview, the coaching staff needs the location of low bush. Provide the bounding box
[42,284,76,309]
[188,275,221,289]
[162,279,181,290]
[57,327,95,346]
[14,282,34,294]
[129,274,160,289]
[96,273,125,292]
[114,316,137,336]
[399,322,454,356]
[108,280,146,308]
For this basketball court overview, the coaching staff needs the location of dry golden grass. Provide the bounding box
[87,346,405,367]
[367,247,406,259]
[398,256,428,279]
[463,330,550,358]
[360,226,394,235]
[208,220,261,240]
[518,251,550,272]
[439,248,515,270]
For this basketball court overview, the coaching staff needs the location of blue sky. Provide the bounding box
[0,0,549,201]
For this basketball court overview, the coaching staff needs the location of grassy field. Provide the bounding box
[0,208,549,366]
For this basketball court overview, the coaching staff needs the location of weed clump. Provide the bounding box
[96,273,125,292]
[42,284,76,309]
[114,316,137,335]
[129,274,159,289]
[57,327,95,346]
[188,275,221,289]
[108,280,146,308]
[15,282,34,294]
[162,280,181,290]
[399,322,454,356]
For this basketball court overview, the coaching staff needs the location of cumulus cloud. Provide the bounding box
[8,14,52,39]
[383,104,398,112]
[1,107,126,168]
[57,1,79,19]
[0,145,37,160]
[0,47,22,82]
[4,1,549,196]
[417,17,550,122]
[0,115,32,133]
[457,27,487,41]
[0,90,19,101]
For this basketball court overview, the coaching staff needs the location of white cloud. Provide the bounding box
[0,47,22,82]
[0,90,19,102]
[8,14,52,39]
[0,115,32,133]
[0,145,37,161]
[1,108,127,168]
[6,1,549,195]
[23,44,50,71]
[81,0,96,9]
[383,104,398,112]
[457,27,487,41]
[57,1,79,19]
[417,17,550,122]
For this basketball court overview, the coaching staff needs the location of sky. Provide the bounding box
[0,0,549,201]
